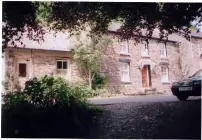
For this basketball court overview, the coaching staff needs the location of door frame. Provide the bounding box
[142,65,152,88]
[147,65,152,87]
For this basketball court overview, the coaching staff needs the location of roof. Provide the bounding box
[8,28,71,51]
[108,22,180,42]
[191,30,202,39]
[109,22,202,41]
[8,23,201,52]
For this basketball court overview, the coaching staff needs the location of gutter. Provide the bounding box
[190,35,202,39]
[6,46,72,52]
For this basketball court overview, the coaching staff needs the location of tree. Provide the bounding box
[49,2,202,40]
[72,35,112,89]
[2,1,50,50]
[3,2,202,49]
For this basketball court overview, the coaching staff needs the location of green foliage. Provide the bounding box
[3,2,202,50]
[69,84,93,99]
[23,76,69,106]
[92,72,107,90]
[35,2,52,26]
[73,36,112,74]
[2,1,39,50]
[72,36,112,89]
[2,91,25,108]
[1,75,102,138]
[50,2,202,40]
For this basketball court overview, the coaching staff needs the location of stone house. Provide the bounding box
[2,27,202,95]
[2,30,84,92]
[100,30,202,95]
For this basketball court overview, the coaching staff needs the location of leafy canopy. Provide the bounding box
[73,35,112,75]
[72,35,112,89]
[2,2,202,49]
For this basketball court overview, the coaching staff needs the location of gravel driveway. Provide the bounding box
[88,99,201,139]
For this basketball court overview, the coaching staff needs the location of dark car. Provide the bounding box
[171,69,202,101]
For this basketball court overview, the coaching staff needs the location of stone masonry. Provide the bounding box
[100,33,182,95]
[3,48,83,91]
[3,31,202,95]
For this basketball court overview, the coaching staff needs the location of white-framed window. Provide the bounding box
[161,65,169,83]
[120,40,129,54]
[56,60,68,70]
[160,44,167,58]
[120,62,130,82]
[141,41,149,57]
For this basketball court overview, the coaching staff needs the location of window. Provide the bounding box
[160,44,167,58]
[141,41,149,56]
[120,40,129,54]
[56,60,67,70]
[161,66,169,83]
[120,62,130,82]
[19,63,26,77]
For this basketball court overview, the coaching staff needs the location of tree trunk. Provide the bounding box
[89,70,92,89]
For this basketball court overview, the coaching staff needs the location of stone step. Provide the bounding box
[137,88,157,95]
[145,88,157,95]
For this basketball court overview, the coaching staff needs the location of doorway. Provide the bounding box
[141,65,152,88]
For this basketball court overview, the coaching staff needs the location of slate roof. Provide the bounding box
[8,28,71,51]
[7,23,202,52]
[191,30,202,38]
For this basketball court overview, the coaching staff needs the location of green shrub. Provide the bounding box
[93,88,110,97]
[22,76,71,106]
[92,72,107,90]
[1,75,102,138]
[70,84,94,99]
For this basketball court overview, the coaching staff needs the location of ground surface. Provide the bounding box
[88,96,201,139]
[88,95,201,105]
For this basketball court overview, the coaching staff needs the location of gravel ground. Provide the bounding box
[88,99,201,139]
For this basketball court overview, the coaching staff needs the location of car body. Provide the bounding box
[171,69,202,101]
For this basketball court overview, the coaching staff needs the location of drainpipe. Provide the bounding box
[29,49,33,79]
[189,35,195,75]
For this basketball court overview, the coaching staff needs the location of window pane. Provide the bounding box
[120,62,130,81]
[120,41,128,53]
[161,66,168,82]
[123,64,127,70]
[121,63,129,71]
[63,61,67,69]
[141,42,149,56]
[19,63,26,77]
[123,71,129,80]
[57,61,62,69]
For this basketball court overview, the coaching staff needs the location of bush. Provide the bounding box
[92,72,107,90]
[70,84,94,99]
[1,76,102,138]
[23,76,70,106]
[93,88,110,97]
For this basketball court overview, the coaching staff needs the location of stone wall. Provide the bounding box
[4,48,82,91]
[100,33,182,95]
[190,37,202,73]
[4,35,201,95]
[179,37,202,78]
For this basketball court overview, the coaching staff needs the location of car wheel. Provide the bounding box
[177,95,189,101]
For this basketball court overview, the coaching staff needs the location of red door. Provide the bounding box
[142,65,148,88]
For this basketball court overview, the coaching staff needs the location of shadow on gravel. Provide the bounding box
[88,100,201,139]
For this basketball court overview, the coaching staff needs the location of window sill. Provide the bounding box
[141,55,150,58]
[120,52,131,56]
[161,81,170,84]
[160,56,168,59]
[121,81,132,84]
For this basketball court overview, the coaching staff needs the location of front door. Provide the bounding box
[142,65,148,88]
